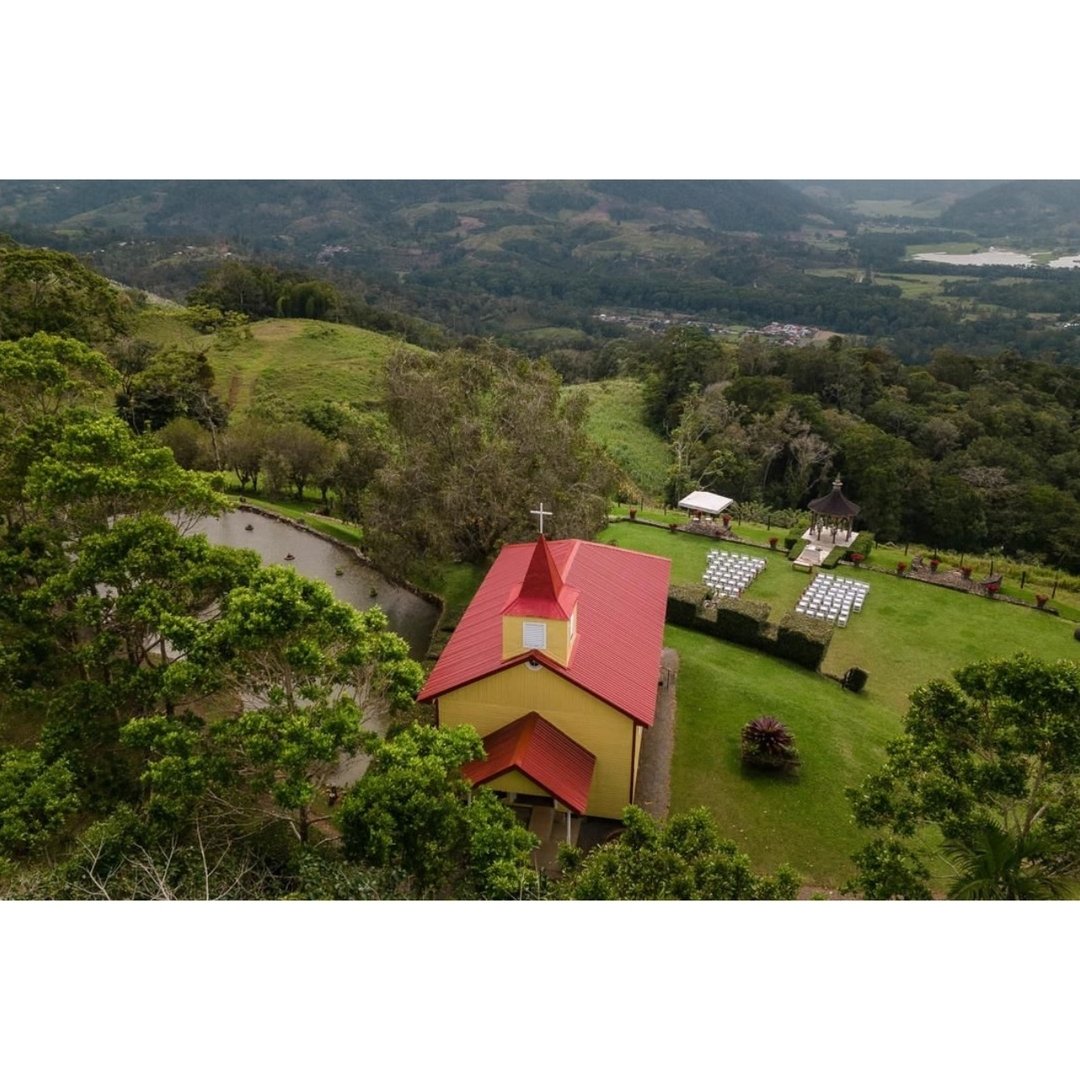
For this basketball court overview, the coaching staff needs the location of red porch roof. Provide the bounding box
[419,537,671,727]
[462,712,596,815]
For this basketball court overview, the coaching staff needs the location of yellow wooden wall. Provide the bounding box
[484,769,550,799]
[501,613,572,666]
[439,664,637,819]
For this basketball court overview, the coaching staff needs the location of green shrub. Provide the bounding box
[849,532,875,559]
[788,539,809,562]
[1074,626,1080,643]
[666,585,708,627]
[843,666,869,692]
[783,525,803,552]
[702,596,770,647]
[821,546,847,569]
[770,613,834,671]
[741,715,799,772]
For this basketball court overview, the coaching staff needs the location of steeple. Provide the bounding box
[503,535,577,620]
[501,536,581,665]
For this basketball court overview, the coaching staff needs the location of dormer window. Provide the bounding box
[523,621,547,649]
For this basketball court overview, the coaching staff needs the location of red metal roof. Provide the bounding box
[502,534,579,619]
[462,712,596,814]
[419,537,671,727]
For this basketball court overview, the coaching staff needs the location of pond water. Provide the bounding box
[911,249,1080,268]
[188,508,439,660]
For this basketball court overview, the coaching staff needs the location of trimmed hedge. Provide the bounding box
[772,613,834,671]
[665,588,832,671]
[848,532,875,559]
[666,584,709,627]
[695,596,771,646]
[783,526,803,552]
[788,538,809,562]
[821,546,847,569]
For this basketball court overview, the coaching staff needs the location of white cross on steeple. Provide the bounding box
[530,502,552,535]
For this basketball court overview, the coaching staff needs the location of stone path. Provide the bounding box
[634,647,679,820]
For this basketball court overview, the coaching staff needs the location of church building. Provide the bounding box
[418,532,671,821]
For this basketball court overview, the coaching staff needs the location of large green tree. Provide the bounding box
[338,723,539,898]
[555,806,799,900]
[847,655,1080,900]
[363,342,616,568]
[123,567,423,843]
[0,246,130,344]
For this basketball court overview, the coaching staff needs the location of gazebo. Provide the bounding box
[808,477,860,542]
[677,490,734,520]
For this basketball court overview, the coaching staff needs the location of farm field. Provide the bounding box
[600,521,1080,887]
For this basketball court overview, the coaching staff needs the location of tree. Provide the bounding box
[0,333,119,520]
[24,414,225,538]
[847,655,1080,900]
[263,421,336,500]
[124,567,423,844]
[643,326,730,433]
[555,806,799,900]
[222,417,271,493]
[363,342,616,568]
[338,723,539,898]
[0,246,130,344]
[0,750,79,857]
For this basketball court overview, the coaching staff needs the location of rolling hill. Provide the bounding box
[134,309,427,419]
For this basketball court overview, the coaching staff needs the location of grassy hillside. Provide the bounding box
[135,310,428,418]
[564,379,671,500]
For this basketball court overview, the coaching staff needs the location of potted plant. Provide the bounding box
[1036,594,1049,609]
[961,565,972,580]
[722,513,732,528]
[628,508,637,520]
[986,581,1001,596]
[668,522,679,532]
[929,556,940,572]
[849,551,865,566]
[769,536,779,550]
[897,561,908,575]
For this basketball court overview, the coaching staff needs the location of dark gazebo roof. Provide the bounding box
[808,478,860,519]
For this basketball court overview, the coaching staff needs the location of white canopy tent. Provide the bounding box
[678,491,734,517]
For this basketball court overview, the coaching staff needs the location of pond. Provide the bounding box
[188,507,439,660]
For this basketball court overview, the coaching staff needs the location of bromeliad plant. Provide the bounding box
[741,715,800,773]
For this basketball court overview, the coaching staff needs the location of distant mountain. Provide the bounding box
[790,180,1002,203]
[0,179,837,247]
[589,179,833,232]
[940,180,1080,243]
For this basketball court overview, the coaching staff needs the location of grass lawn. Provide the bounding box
[603,522,1080,887]
[666,626,899,886]
[565,379,672,499]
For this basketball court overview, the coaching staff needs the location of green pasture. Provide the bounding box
[566,380,672,499]
[217,319,422,416]
[133,313,422,419]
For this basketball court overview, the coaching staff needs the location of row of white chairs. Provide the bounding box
[703,550,766,598]
[796,573,869,627]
